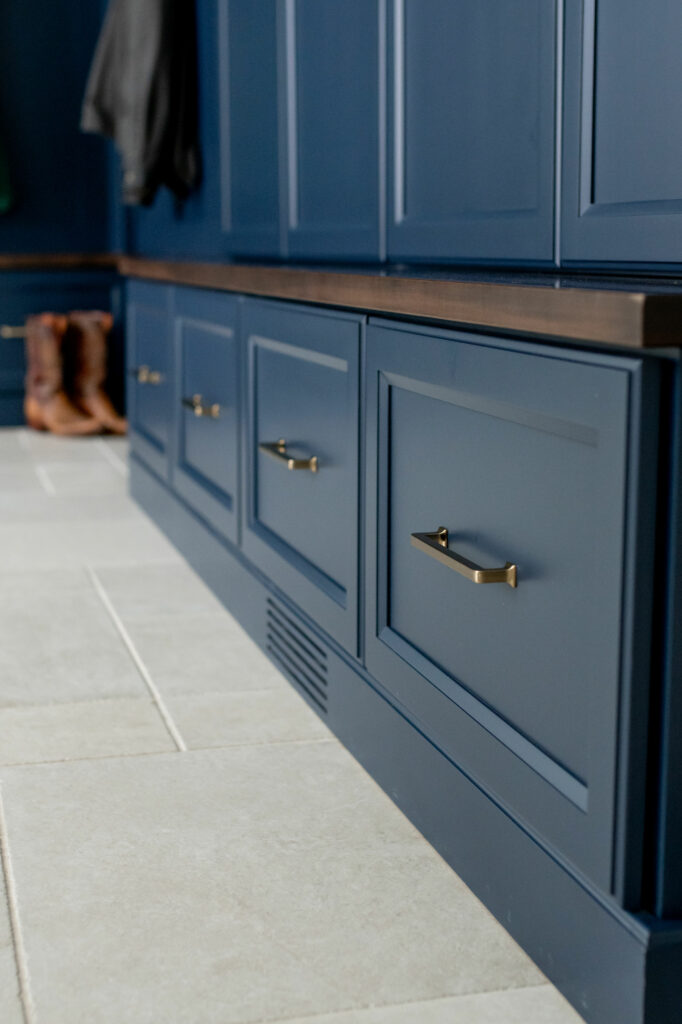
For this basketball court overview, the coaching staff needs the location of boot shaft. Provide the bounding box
[66,311,114,397]
[24,314,68,403]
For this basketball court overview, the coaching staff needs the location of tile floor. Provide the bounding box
[0,428,584,1024]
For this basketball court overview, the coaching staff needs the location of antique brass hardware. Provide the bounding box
[182,394,221,419]
[130,365,163,385]
[410,527,517,588]
[259,438,319,473]
[0,325,27,339]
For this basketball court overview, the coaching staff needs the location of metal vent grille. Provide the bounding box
[266,597,329,713]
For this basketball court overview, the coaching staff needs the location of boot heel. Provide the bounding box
[24,396,47,431]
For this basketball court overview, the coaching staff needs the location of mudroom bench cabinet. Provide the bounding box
[125,265,682,1024]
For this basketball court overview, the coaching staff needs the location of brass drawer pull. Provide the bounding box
[411,527,517,588]
[259,438,319,473]
[130,365,163,385]
[0,325,27,339]
[182,394,221,419]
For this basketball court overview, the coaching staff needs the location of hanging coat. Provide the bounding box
[81,0,200,206]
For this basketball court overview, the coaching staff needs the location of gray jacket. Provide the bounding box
[81,0,200,206]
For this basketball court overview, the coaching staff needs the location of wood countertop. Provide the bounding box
[3,252,682,349]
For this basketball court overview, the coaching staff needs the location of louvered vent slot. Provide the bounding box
[266,597,329,713]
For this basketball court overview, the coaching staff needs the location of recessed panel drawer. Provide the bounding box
[126,281,173,480]
[242,300,361,654]
[365,319,658,894]
[173,287,239,543]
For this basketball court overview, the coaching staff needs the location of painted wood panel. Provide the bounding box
[562,0,682,265]
[173,286,240,543]
[126,281,174,480]
[387,0,557,263]
[364,317,658,893]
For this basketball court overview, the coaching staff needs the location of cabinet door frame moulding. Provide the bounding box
[562,0,682,265]
[364,316,661,904]
[282,0,386,260]
[387,0,558,264]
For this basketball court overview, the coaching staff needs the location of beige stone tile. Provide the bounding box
[39,461,128,497]
[19,431,111,462]
[126,614,285,696]
[0,490,140,524]
[1,743,544,1024]
[167,687,331,749]
[282,986,585,1024]
[0,516,180,570]
[0,570,147,707]
[0,698,175,765]
[95,563,225,620]
[0,465,45,494]
[0,864,23,1024]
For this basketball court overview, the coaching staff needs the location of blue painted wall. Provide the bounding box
[0,1,109,254]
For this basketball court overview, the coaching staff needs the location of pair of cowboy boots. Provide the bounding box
[24,312,127,436]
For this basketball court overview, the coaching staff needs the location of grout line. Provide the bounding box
[33,465,55,496]
[95,439,129,477]
[0,785,36,1024]
[86,567,187,753]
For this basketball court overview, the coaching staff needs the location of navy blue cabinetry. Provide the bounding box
[285,0,383,260]
[220,0,283,258]
[387,0,557,264]
[173,287,240,544]
[364,319,659,895]
[562,0,682,266]
[241,299,361,655]
[126,281,174,481]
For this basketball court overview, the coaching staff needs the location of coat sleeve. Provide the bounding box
[81,0,200,206]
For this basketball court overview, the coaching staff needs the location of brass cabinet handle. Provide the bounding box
[411,527,517,588]
[130,365,163,385]
[182,394,221,419]
[259,438,319,473]
[0,325,27,339]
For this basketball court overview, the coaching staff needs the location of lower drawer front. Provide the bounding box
[242,300,361,654]
[173,287,239,542]
[127,282,173,479]
[365,319,656,893]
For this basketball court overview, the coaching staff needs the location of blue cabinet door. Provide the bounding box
[364,319,659,895]
[173,287,240,543]
[284,0,383,260]
[220,0,284,258]
[387,0,557,264]
[126,281,173,480]
[241,299,361,655]
[562,0,682,266]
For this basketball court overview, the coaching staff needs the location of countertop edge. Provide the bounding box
[2,252,681,349]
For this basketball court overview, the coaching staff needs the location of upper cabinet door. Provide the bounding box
[562,0,682,266]
[387,0,557,264]
[284,0,384,260]
[220,0,284,258]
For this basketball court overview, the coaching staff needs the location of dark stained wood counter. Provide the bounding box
[118,257,682,350]
[3,252,682,349]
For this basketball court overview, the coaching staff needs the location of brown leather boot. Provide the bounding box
[24,314,102,435]
[66,311,127,435]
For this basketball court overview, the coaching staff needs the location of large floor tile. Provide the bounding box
[39,460,128,497]
[0,465,45,494]
[0,516,180,570]
[167,688,331,749]
[1,744,543,1024]
[0,863,23,1024]
[95,563,225,620]
[0,490,140,524]
[282,986,584,1024]
[0,570,147,707]
[18,431,114,462]
[125,614,285,696]
[0,697,175,765]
